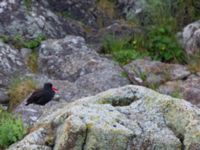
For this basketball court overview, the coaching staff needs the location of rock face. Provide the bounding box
[8,85,200,150]
[180,20,200,55]
[47,0,116,28]
[13,35,129,125]
[0,0,84,39]
[117,0,147,20]
[159,75,200,107]
[38,36,129,93]
[0,41,26,86]
[123,59,190,85]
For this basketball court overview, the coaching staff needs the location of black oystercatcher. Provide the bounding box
[25,82,58,106]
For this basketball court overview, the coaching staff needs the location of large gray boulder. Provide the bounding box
[0,41,26,86]
[180,20,200,55]
[38,36,129,93]
[8,85,200,150]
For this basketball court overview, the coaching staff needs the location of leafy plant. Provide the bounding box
[146,25,186,63]
[23,35,46,49]
[0,110,26,149]
[8,77,38,111]
[102,35,147,65]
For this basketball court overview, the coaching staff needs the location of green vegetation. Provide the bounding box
[102,35,147,65]
[0,109,26,149]
[23,0,32,11]
[130,0,189,63]
[0,34,45,50]
[8,77,38,111]
[170,88,182,99]
[58,11,74,19]
[0,34,45,72]
[102,0,196,64]
[146,25,186,63]
[23,35,46,49]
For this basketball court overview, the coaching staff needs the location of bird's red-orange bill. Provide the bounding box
[52,86,58,93]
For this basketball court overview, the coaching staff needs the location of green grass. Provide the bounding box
[0,34,46,50]
[102,35,147,65]
[170,89,182,99]
[0,109,26,149]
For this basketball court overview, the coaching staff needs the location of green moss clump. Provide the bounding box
[23,0,32,11]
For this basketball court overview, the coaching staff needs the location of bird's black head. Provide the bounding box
[43,82,58,93]
[43,82,53,90]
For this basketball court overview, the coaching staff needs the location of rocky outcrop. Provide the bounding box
[123,59,190,86]
[13,35,129,125]
[0,0,84,39]
[46,0,117,28]
[159,75,200,107]
[0,41,26,86]
[180,20,200,55]
[8,85,200,150]
[38,36,129,92]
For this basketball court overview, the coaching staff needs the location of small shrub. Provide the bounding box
[147,25,186,63]
[0,110,26,149]
[8,77,38,111]
[102,35,147,65]
[23,35,46,49]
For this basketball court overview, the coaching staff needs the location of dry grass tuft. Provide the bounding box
[27,51,38,73]
[8,77,38,111]
[96,0,117,26]
[187,55,200,73]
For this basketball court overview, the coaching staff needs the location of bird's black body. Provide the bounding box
[26,83,56,106]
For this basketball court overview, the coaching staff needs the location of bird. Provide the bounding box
[25,82,58,106]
